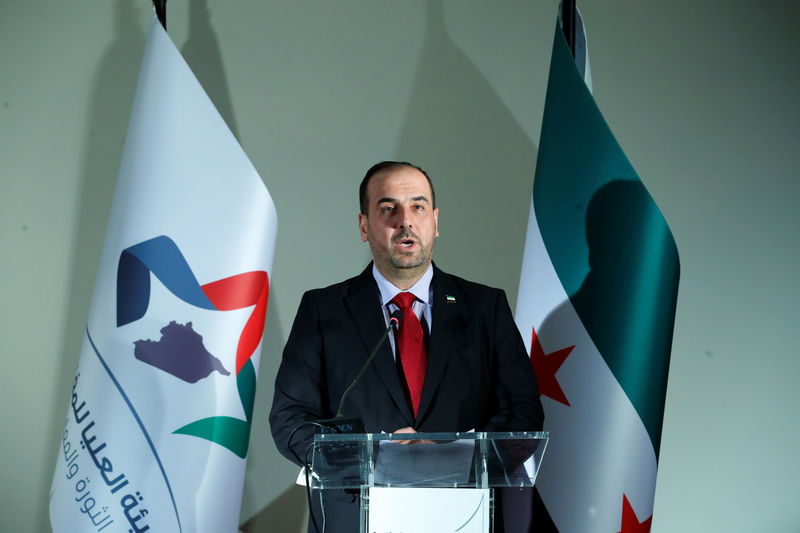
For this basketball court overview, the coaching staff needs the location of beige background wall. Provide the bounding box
[1,1,798,531]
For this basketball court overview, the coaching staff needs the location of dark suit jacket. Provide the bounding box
[269,264,543,532]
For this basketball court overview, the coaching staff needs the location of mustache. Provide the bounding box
[393,228,420,243]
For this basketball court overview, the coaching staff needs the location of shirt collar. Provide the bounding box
[372,263,433,307]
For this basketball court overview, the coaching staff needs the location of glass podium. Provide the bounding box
[309,431,548,533]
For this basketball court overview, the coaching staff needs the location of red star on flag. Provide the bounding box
[530,326,574,406]
[617,494,652,533]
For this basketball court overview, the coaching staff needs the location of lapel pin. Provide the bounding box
[446,294,456,303]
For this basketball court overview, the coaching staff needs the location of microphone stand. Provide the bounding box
[315,310,402,433]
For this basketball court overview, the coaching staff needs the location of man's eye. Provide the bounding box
[381,206,394,213]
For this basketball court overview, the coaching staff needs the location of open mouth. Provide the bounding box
[398,238,415,248]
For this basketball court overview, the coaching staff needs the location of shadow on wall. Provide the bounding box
[239,485,308,533]
[181,0,239,139]
[394,0,538,301]
[36,1,145,531]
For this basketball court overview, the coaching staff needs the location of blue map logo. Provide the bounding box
[117,235,270,458]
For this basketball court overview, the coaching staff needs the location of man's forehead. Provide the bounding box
[368,167,432,202]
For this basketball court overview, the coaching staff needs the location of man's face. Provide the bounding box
[359,166,439,284]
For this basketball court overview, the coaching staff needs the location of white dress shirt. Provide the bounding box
[372,263,434,359]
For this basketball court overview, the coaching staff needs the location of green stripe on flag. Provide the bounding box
[533,21,680,455]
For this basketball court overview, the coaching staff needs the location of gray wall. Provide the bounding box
[1,1,798,531]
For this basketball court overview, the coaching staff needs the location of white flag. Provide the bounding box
[49,14,277,533]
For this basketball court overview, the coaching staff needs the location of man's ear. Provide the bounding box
[358,213,368,242]
[433,207,439,238]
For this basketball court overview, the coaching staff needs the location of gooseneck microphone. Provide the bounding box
[312,309,402,434]
[334,309,402,419]
[296,310,403,533]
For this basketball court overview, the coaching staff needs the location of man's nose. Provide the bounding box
[398,207,413,228]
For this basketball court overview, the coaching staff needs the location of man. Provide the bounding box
[269,161,543,532]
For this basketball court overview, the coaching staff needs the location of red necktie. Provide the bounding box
[392,292,427,417]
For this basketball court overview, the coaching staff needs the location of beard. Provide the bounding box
[367,227,434,275]
[390,250,426,269]
[389,228,429,269]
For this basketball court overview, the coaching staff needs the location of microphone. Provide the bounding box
[316,309,402,434]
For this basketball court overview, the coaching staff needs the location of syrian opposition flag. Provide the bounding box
[515,9,680,533]
[49,14,277,533]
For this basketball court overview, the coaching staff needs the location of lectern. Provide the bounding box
[309,431,548,533]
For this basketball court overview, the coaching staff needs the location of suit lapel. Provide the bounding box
[416,266,463,424]
[344,265,414,426]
